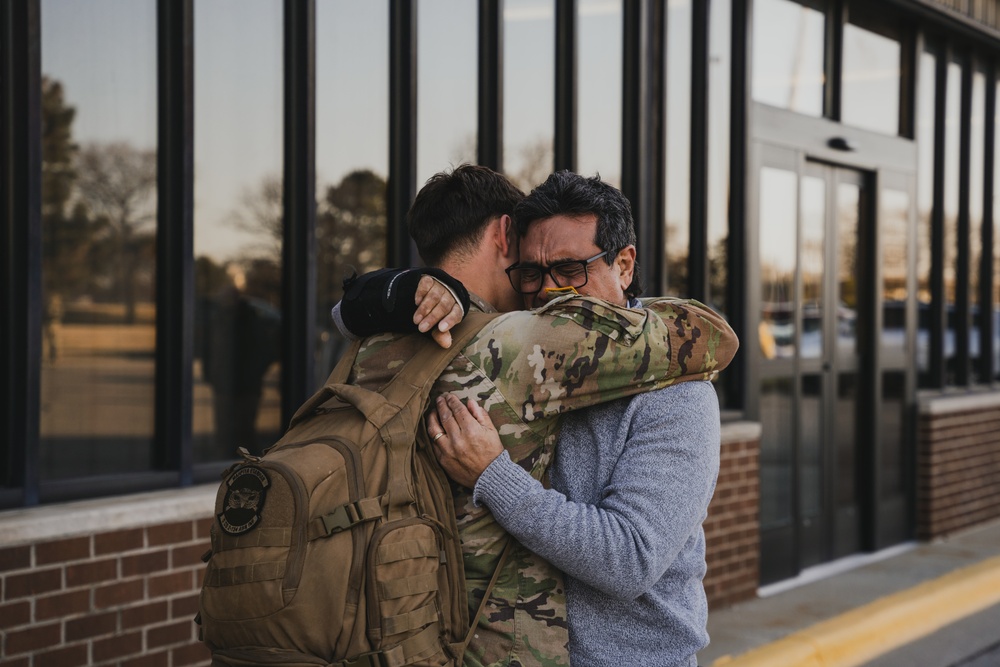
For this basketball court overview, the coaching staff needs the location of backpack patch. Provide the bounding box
[218,466,269,535]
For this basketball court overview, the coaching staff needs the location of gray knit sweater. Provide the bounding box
[473,381,721,666]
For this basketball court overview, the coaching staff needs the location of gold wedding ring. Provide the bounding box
[431,432,446,443]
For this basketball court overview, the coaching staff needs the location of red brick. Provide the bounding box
[94,579,144,609]
[3,567,62,600]
[93,630,143,662]
[66,558,118,586]
[0,546,30,573]
[172,543,210,569]
[122,652,170,667]
[148,619,196,648]
[4,621,61,655]
[0,658,30,667]
[35,589,91,620]
[171,592,201,620]
[149,570,194,598]
[66,610,117,641]
[35,536,91,565]
[171,641,212,666]
[35,644,88,667]
[148,521,193,546]
[196,517,214,539]
[95,528,144,555]
[121,600,169,629]
[122,550,169,576]
[0,600,30,629]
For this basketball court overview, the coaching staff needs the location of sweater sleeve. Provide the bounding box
[473,381,721,600]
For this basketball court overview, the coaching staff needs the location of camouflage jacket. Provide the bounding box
[347,294,738,667]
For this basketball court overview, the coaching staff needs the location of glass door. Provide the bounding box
[754,145,872,582]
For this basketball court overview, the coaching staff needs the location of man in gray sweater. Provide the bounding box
[428,171,722,666]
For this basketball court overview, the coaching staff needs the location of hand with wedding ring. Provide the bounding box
[426,393,504,489]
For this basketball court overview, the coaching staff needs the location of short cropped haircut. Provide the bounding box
[407,164,525,266]
[513,170,643,297]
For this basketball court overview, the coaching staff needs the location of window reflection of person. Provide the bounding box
[201,286,280,454]
[42,294,64,362]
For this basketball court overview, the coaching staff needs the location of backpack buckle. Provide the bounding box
[318,498,383,537]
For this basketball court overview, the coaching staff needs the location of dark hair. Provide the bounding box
[513,170,643,297]
[407,164,524,266]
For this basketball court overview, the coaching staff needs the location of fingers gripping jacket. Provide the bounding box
[198,313,500,667]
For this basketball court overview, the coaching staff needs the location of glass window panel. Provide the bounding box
[881,189,910,367]
[665,0,691,295]
[504,0,555,191]
[995,78,1000,381]
[760,167,799,360]
[40,0,158,479]
[315,1,389,383]
[836,373,858,507]
[944,59,962,385]
[880,371,906,499]
[577,0,622,186]
[759,377,795,528]
[880,190,909,501]
[800,374,822,517]
[837,182,860,362]
[841,23,901,135]
[752,0,825,116]
[916,50,935,385]
[417,0,478,186]
[708,0,731,315]
[194,0,283,462]
[800,176,825,360]
[969,68,986,382]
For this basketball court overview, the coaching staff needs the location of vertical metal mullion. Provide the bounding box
[554,0,576,172]
[2,0,42,506]
[930,48,948,389]
[155,0,194,482]
[282,0,316,423]
[983,63,996,388]
[727,0,751,409]
[956,54,972,386]
[825,0,845,122]
[478,0,503,171]
[388,0,417,267]
[688,0,709,302]
[622,0,665,297]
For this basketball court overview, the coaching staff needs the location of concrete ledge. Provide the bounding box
[918,389,1000,416]
[710,554,1000,667]
[0,484,217,547]
[721,421,762,444]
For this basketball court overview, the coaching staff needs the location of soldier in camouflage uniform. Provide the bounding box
[337,166,738,666]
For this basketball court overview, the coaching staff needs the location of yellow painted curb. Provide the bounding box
[711,554,1000,667]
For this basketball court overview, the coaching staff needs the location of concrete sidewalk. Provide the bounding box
[697,519,1000,667]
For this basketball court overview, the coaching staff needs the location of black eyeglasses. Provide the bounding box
[505,250,610,295]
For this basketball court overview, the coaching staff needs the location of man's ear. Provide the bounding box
[615,245,636,291]
[495,214,517,263]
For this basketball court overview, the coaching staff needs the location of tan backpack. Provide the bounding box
[198,312,501,667]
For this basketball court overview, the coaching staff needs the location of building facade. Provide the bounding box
[2,0,1000,665]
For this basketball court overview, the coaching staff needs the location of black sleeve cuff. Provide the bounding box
[339,267,470,337]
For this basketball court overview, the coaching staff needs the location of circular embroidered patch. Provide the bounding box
[218,466,270,535]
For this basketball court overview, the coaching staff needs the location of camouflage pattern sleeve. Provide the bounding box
[461,294,739,423]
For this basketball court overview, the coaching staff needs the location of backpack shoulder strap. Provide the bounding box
[290,311,500,431]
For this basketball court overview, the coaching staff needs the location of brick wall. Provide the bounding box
[0,492,213,667]
[0,420,765,664]
[703,422,761,610]
[917,393,1000,540]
